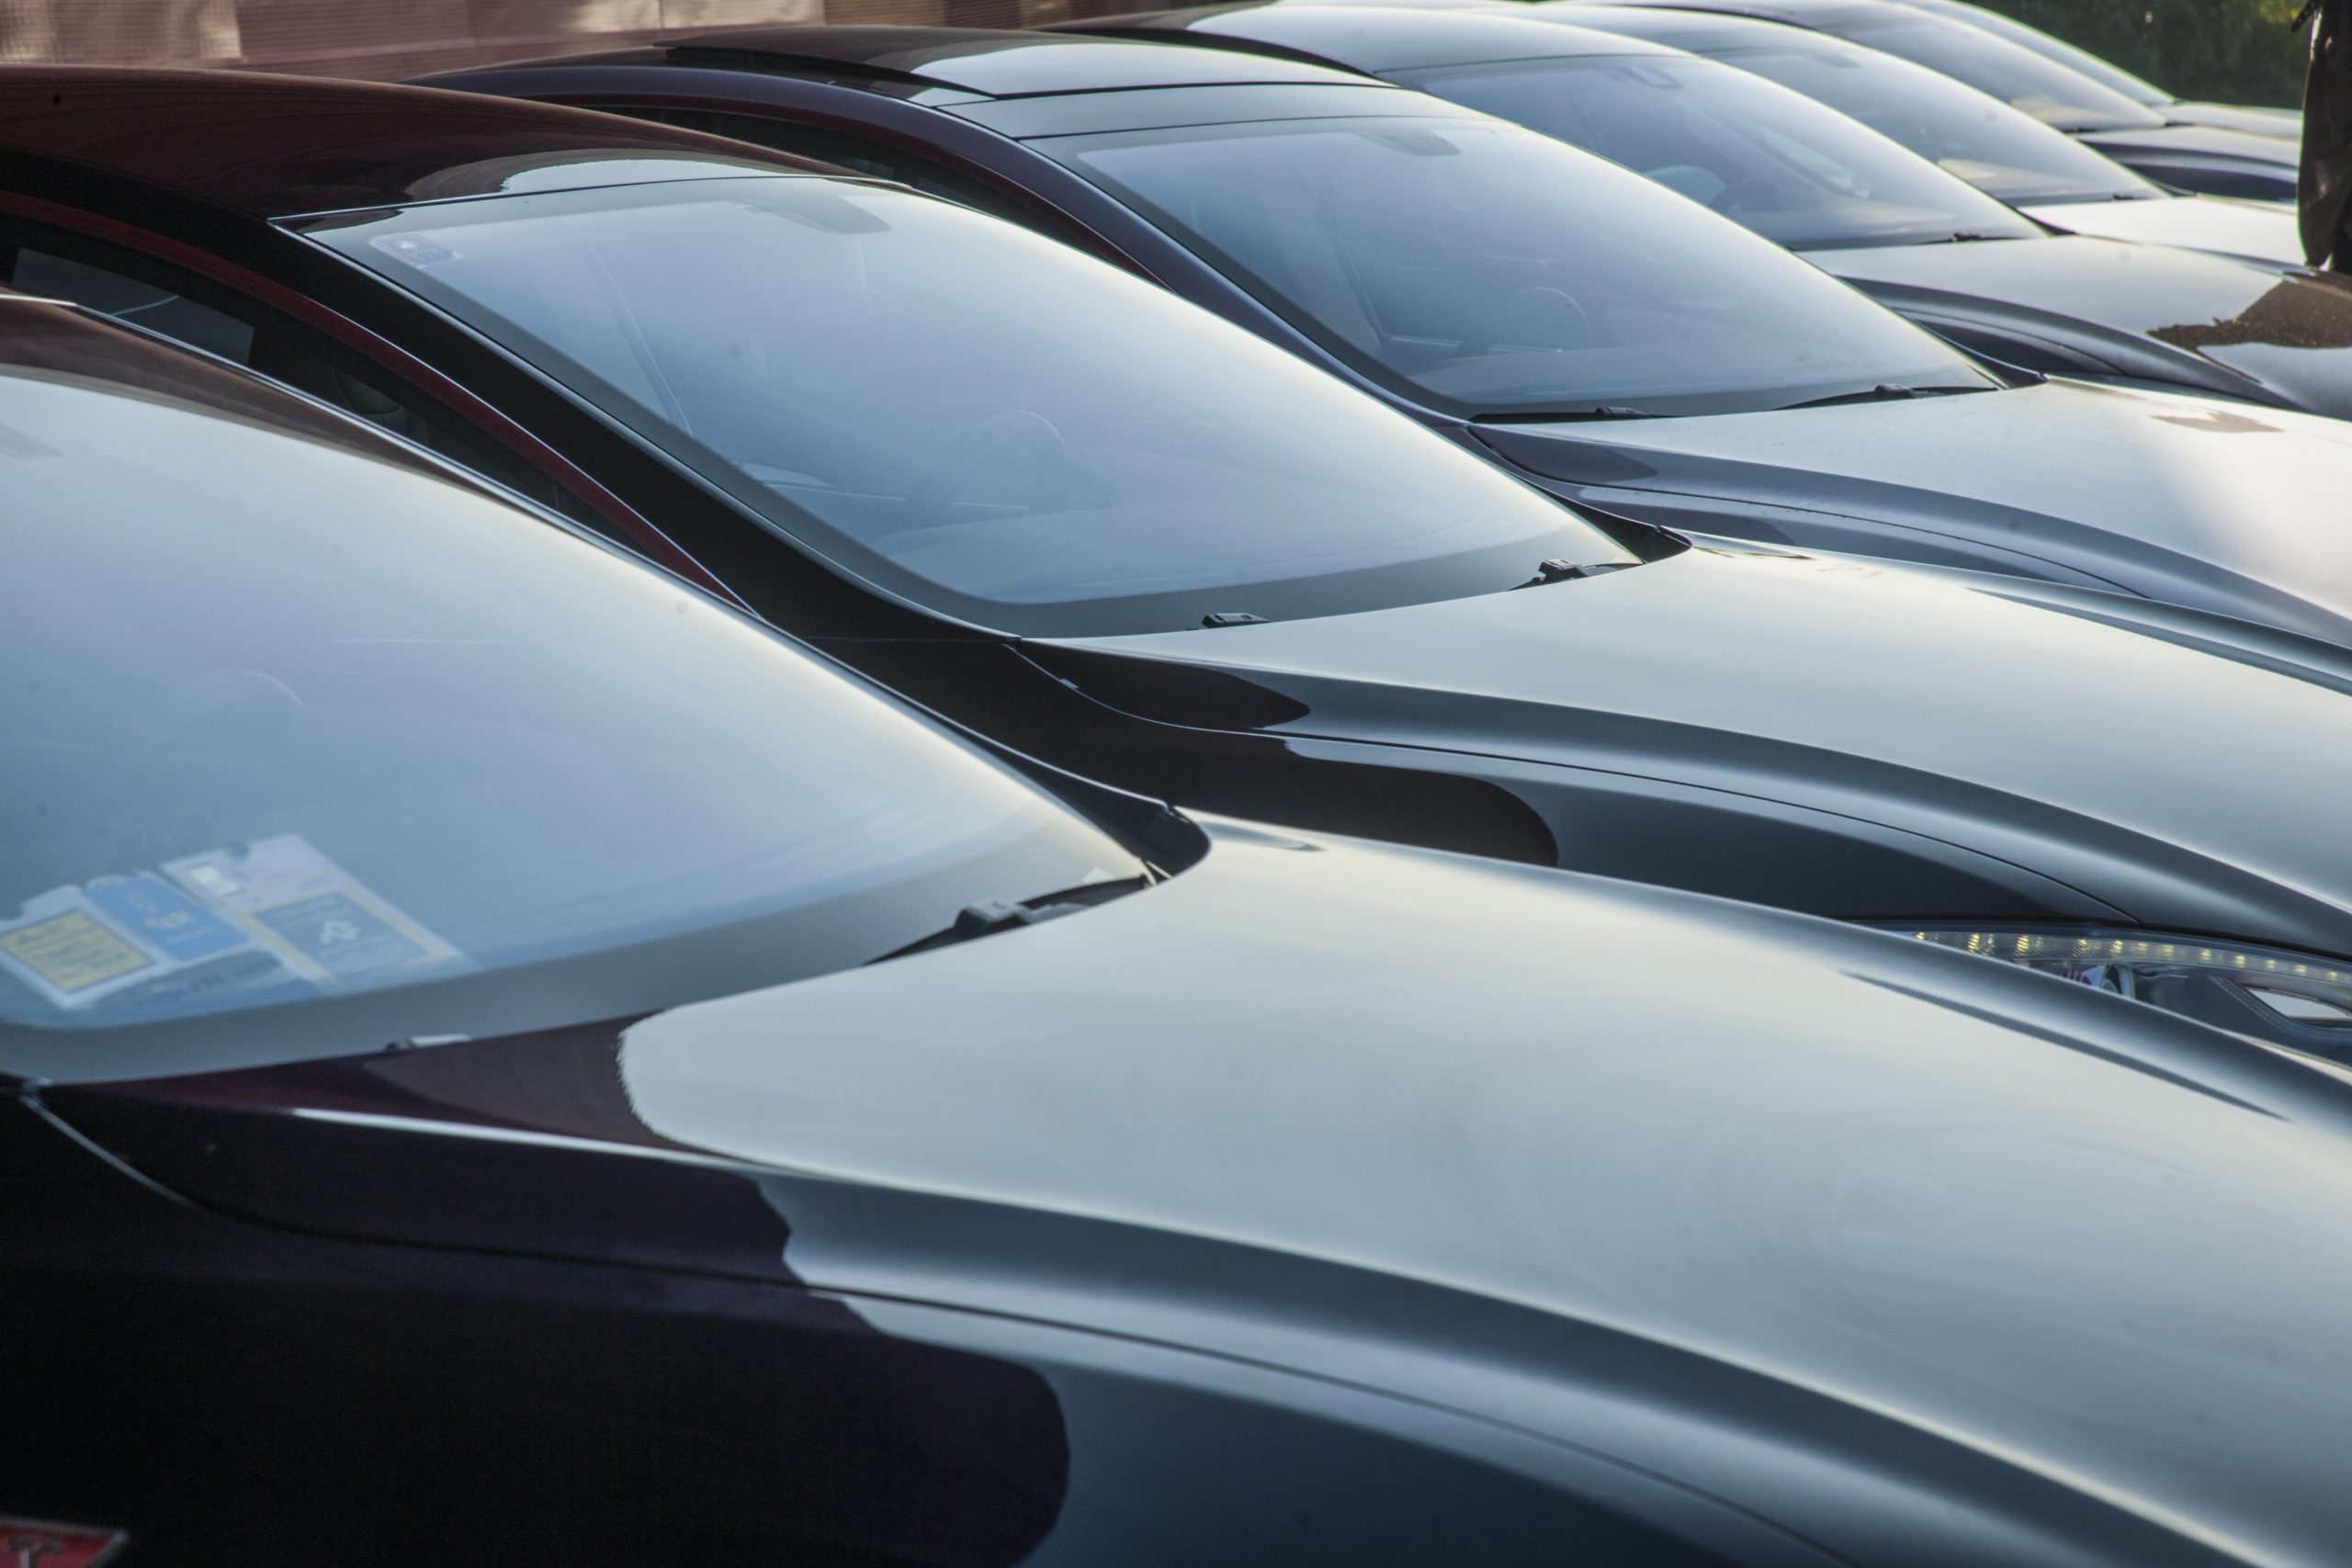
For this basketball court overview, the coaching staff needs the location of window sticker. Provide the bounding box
[0,903,153,1000]
[0,877,280,1014]
[85,874,250,965]
[165,834,464,988]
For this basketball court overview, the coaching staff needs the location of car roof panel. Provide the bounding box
[1070,6,1679,73]
[0,65,831,219]
[945,79,1447,139]
[666,26,1368,97]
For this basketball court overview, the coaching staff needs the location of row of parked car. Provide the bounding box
[4,0,2347,1562]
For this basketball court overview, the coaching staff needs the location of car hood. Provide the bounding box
[2076,121,2297,195]
[1475,376,2352,645]
[2165,101,2301,139]
[49,819,2352,1565]
[1047,545,2352,953]
[1807,235,2352,416]
[2019,195,2301,267]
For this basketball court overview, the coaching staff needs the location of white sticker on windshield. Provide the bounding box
[370,232,463,268]
[164,835,464,988]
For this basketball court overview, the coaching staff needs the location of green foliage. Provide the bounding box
[1972,0,2306,107]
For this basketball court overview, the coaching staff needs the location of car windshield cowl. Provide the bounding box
[1041,113,1998,424]
[299,173,1624,638]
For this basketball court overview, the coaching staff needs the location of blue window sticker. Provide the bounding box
[84,874,250,965]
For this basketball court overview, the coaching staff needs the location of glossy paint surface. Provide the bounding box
[1050,545,2352,952]
[1809,236,2352,415]
[1569,0,2298,196]
[0,66,823,218]
[43,821,2352,1564]
[18,62,2352,968]
[1091,6,2345,413]
[2072,122,2300,204]
[2024,194,2301,265]
[683,23,1359,93]
[1486,379,2352,636]
[1873,0,2301,137]
[2165,102,2302,139]
[1574,0,2160,126]
[1544,4,2164,205]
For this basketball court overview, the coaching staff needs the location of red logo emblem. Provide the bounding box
[0,1519,126,1568]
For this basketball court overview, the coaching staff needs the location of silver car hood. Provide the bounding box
[1055,544,2352,952]
[2021,195,2301,266]
[621,818,2352,1566]
[1480,376,2352,638]
[1808,234,2352,417]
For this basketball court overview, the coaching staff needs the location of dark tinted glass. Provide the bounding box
[0,220,591,518]
[1835,13,2167,131]
[1393,53,2035,250]
[0,315,1139,1076]
[1722,40,2159,203]
[308,175,1615,637]
[1048,114,1993,417]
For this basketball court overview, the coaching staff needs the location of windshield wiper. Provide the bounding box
[1930,229,2008,243]
[1770,382,1989,412]
[876,875,1154,962]
[1522,404,1666,422]
[1514,557,1642,591]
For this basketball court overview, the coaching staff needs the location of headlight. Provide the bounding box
[1879,926,2352,1056]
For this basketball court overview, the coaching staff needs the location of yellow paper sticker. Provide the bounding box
[0,911,154,994]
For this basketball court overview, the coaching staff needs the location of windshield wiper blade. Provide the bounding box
[1522,404,1666,422]
[876,876,1153,962]
[1514,558,1642,590]
[1771,382,1987,412]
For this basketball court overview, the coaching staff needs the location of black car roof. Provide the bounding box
[0,65,834,219]
[1065,6,1679,73]
[662,25,1370,98]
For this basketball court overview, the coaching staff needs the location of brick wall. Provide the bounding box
[0,0,1118,81]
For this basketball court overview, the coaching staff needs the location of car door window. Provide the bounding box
[0,220,591,520]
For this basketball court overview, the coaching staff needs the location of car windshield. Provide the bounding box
[1722,39,2160,203]
[1389,53,2037,251]
[0,309,1147,1081]
[1881,0,2170,106]
[1832,14,2167,131]
[307,175,1615,638]
[1045,113,1995,419]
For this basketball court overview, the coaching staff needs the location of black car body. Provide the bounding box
[1572,0,2301,199]
[1874,0,2301,140]
[14,66,2352,1048]
[1065,5,2352,418]
[416,32,2352,644]
[1539,2,2304,265]
[14,292,2352,1568]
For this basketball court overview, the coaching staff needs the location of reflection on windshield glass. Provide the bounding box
[1888,0,2169,105]
[312,176,1605,637]
[1051,116,1991,418]
[1395,54,2035,251]
[1840,16,2166,131]
[1725,43,2158,204]
[0,362,1134,1047]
